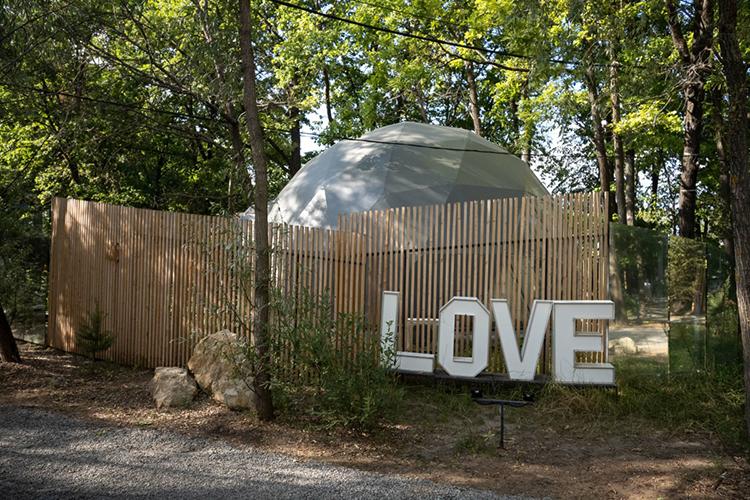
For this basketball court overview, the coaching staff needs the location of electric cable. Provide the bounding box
[267,0,580,66]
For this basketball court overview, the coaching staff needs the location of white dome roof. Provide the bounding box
[267,122,548,229]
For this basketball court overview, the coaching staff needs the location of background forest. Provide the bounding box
[1,0,747,231]
[0,0,744,228]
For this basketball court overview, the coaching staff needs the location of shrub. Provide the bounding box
[268,288,403,430]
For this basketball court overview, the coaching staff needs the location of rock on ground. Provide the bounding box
[187,330,257,411]
[149,367,198,409]
[609,336,638,355]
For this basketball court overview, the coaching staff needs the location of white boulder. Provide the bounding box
[609,336,638,355]
[187,330,258,411]
[149,367,198,409]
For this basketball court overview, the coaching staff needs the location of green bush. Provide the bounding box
[269,288,403,430]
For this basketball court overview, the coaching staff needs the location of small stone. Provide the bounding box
[609,336,638,355]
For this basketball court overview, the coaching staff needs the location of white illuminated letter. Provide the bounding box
[379,291,434,373]
[552,301,615,384]
[491,300,552,381]
[437,297,490,378]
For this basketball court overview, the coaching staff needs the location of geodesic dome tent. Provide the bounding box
[265,122,549,229]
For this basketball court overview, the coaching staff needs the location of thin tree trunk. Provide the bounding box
[585,65,615,220]
[711,87,735,258]
[415,81,429,123]
[238,0,274,421]
[521,148,531,165]
[396,92,405,121]
[289,106,302,177]
[511,97,520,152]
[465,60,481,136]
[0,304,21,363]
[323,68,333,123]
[518,78,533,164]
[717,0,750,451]
[610,49,626,224]
[625,147,635,225]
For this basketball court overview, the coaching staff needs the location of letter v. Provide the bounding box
[490,300,553,381]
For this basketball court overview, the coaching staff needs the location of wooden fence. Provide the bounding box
[48,193,609,373]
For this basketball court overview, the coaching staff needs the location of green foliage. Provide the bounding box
[668,236,706,314]
[76,301,116,360]
[394,356,745,455]
[0,175,48,331]
[269,288,404,431]
[528,358,746,452]
[706,278,742,367]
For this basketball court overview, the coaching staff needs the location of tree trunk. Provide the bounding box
[665,0,714,239]
[678,78,704,239]
[289,106,302,177]
[521,148,531,165]
[625,148,636,225]
[711,86,735,259]
[610,48,626,224]
[323,68,333,123]
[520,78,532,164]
[238,0,274,421]
[717,0,750,452]
[585,65,615,220]
[415,81,429,123]
[465,60,482,137]
[0,303,22,363]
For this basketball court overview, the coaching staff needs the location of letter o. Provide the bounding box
[437,297,490,378]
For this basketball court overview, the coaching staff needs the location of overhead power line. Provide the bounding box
[1,82,217,123]
[267,0,583,67]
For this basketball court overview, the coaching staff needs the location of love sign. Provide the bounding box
[379,291,615,385]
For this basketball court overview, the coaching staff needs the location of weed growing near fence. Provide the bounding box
[269,288,404,431]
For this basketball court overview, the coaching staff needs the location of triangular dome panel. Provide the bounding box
[260,122,549,229]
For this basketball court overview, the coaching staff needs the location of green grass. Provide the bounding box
[394,358,747,455]
[453,430,499,456]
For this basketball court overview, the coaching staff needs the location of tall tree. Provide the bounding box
[585,63,615,220]
[716,0,750,450]
[665,0,714,239]
[238,0,274,421]
[610,42,627,224]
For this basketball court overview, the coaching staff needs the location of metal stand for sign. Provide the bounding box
[470,389,534,449]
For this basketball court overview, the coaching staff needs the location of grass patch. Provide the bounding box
[392,358,747,455]
[454,430,499,456]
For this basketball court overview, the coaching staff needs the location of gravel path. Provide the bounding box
[0,406,545,500]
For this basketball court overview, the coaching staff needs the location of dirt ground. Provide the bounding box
[2,342,748,500]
